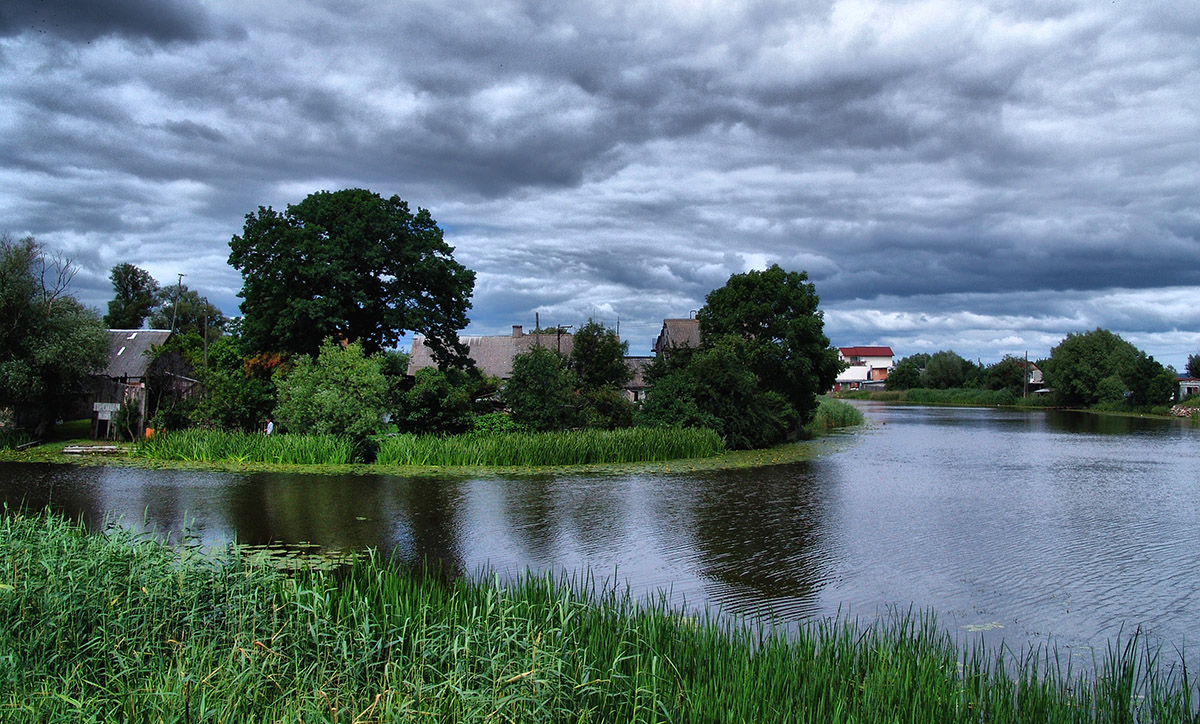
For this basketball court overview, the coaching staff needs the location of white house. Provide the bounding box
[834,346,894,390]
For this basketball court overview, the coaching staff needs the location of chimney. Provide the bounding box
[512,325,523,338]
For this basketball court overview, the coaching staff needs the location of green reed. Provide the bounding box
[376,426,726,467]
[134,428,358,465]
[2,510,1195,723]
[803,397,865,437]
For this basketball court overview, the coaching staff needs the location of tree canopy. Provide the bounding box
[229,188,475,364]
[885,353,929,391]
[639,265,840,448]
[1043,328,1173,408]
[0,236,108,435]
[568,319,632,391]
[696,264,842,428]
[149,282,226,341]
[103,263,159,329]
[273,340,389,441]
[503,346,581,432]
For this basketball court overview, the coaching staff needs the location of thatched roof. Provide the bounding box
[653,318,700,354]
[408,327,575,379]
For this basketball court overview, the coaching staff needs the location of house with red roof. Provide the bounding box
[833,346,895,391]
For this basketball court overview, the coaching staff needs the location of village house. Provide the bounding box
[408,325,575,379]
[408,324,658,402]
[1179,376,1200,400]
[833,346,894,391]
[91,330,174,438]
[652,318,700,356]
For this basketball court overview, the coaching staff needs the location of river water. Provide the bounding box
[3,403,1198,657]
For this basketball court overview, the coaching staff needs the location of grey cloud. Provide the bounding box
[0,0,229,43]
[3,0,1200,367]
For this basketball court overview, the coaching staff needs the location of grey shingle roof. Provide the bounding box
[102,330,172,380]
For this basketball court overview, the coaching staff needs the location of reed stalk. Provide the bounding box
[2,510,1195,722]
[133,428,357,465]
[376,427,725,467]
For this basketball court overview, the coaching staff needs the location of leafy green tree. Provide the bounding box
[273,340,388,441]
[885,353,929,391]
[696,264,842,428]
[148,283,226,341]
[0,235,108,435]
[103,263,159,329]
[396,367,475,435]
[503,346,582,432]
[230,188,475,365]
[190,335,277,432]
[1187,354,1200,379]
[1043,328,1144,407]
[1126,355,1175,408]
[920,350,976,390]
[637,337,795,449]
[568,320,632,390]
[981,356,1027,396]
[566,319,633,429]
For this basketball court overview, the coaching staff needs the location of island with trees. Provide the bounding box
[1,189,862,468]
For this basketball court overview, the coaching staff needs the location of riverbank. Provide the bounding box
[2,510,1193,723]
[0,399,863,476]
[833,388,1200,421]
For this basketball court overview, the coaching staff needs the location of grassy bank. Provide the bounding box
[802,397,865,437]
[2,511,1195,722]
[376,427,725,466]
[133,428,358,465]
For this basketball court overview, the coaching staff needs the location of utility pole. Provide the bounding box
[170,273,185,333]
[1024,351,1029,399]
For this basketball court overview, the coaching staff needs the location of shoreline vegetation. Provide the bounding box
[0,398,864,473]
[834,387,1200,419]
[3,510,1195,722]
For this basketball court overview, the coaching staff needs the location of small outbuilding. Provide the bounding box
[91,330,182,439]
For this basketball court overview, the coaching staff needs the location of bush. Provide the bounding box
[273,341,388,441]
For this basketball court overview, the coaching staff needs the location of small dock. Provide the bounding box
[62,445,126,456]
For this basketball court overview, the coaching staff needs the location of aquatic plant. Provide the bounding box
[133,428,357,464]
[375,426,725,467]
[1,511,1196,722]
[802,397,865,437]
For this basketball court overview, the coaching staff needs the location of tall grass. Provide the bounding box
[0,428,33,450]
[2,510,1196,722]
[377,426,725,467]
[803,397,865,437]
[134,428,358,465]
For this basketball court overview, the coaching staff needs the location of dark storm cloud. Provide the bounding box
[0,0,226,43]
[2,0,1199,364]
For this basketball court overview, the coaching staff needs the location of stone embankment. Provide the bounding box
[1168,405,1198,418]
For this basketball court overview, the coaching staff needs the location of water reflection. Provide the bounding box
[3,405,1199,659]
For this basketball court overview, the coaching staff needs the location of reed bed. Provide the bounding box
[3,510,1196,723]
[0,428,33,450]
[134,428,358,465]
[376,426,726,467]
[803,397,865,437]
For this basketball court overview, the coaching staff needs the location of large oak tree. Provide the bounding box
[229,189,474,364]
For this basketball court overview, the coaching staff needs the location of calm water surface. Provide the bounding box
[3,403,1198,656]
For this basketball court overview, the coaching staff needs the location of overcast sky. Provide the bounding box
[3,0,1198,365]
